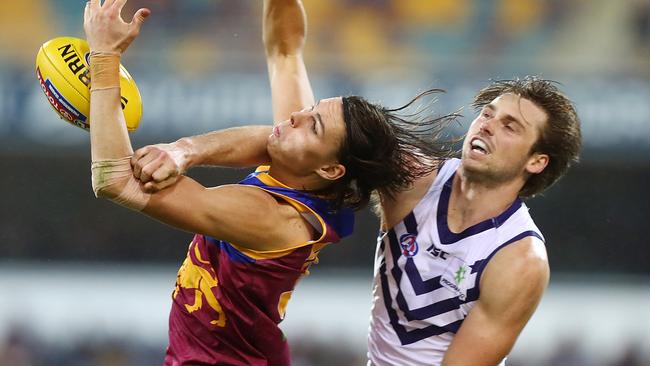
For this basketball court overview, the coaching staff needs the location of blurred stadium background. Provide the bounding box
[1,0,649,365]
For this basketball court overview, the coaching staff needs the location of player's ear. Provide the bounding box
[526,152,548,175]
[316,163,345,181]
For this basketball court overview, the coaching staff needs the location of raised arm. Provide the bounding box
[84,0,312,251]
[442,237,549,365]
[131,0,315,192]
[264,0,315,122]
[84,0,149,162]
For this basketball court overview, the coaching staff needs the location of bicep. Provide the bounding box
[267,55,315,123]
[442,301,516,366]
[142,176,292,250]
[442,238,549,365]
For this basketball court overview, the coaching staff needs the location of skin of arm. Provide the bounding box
[132,0,313,192]
[441,236,550,366]
[263,0,315,122]
[378,173,437,230]
[131,126,272,192]
[85,0,313,252]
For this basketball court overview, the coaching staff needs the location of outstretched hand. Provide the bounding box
[131,144,189,193]
[84,0,150,54]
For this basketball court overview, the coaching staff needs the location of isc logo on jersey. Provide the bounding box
[35,36,142,131]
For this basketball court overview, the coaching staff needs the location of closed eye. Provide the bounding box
[503,122,519,132]
[312,112,324,136]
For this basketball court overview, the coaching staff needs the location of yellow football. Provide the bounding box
[35,36,142,132]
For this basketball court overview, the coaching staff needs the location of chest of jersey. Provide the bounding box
[371,159,543,347]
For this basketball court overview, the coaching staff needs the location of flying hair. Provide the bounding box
[319,88,461,210]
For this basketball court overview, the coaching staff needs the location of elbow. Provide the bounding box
[90,157,150,211]
[92,175,150,211]
[92,178,125,200]
[90,159,131,200]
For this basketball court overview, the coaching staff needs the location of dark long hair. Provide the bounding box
[323,89,460,210]
[472,77,582,197]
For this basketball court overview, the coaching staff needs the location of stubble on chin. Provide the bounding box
[460,158,525,189]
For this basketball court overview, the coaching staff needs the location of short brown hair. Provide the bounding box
[473,77,582,197]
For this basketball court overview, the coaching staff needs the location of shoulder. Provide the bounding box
[216,184,306,223]
[211,184,282,210]
[207,184,312,248]
[480,236,549,309]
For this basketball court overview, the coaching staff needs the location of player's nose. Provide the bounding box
[289,112,305,128]
[479,118,494,136]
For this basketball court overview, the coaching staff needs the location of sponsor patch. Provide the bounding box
[37,67,89,130]
[440,256,469,301]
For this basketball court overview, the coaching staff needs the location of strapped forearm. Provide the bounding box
[89,52,133,161]
[88,53,148,209]
[176,125,272,169]
[92,156,151,210]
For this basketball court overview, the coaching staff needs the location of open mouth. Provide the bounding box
[470,138,489,155]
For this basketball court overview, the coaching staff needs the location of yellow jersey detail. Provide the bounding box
[173,242,227,327]
[277,291,293,320]
[301,242,328,275]
[228,167,331,260]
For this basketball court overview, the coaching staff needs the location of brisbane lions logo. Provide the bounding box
[174,242,227,327]
[399,233,419,257]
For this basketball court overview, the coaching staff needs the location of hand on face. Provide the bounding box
[84,0,150,55]
[131,143,188,193]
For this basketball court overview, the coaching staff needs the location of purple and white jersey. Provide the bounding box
[367,158,544,366]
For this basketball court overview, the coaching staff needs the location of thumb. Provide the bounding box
[132,145,151,164]
[131,8,151,31]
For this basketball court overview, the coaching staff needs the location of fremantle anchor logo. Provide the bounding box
[399,233,419,257]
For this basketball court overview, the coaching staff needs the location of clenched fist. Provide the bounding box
[131,143,190,193]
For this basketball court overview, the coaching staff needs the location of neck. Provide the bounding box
[267,165,330,191]
[448,167,523,233]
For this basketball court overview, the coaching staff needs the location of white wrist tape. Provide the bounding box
[91,156,151,211]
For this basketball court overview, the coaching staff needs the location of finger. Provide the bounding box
[133,150,159,181]
[151,164,178,183]
[143,181,158,194]
[102,0,117,7]
[130,8,151,32]
[131,149,149,179]
[89,0,99,9]
[138,155,160,183]
[143,179,171,193]
[143,181,161,193]
[140,156,165,183]
[132,146,152,166]
[84,2,91,21]
[143,182,154,194]
[113,0,127,12]
[156,179,177,191]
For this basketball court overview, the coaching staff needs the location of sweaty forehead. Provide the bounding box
[318,97,345,131]
[318,97,343,117]
[491,93,548,128]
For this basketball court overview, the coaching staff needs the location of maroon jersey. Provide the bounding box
[164,167,354,366]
